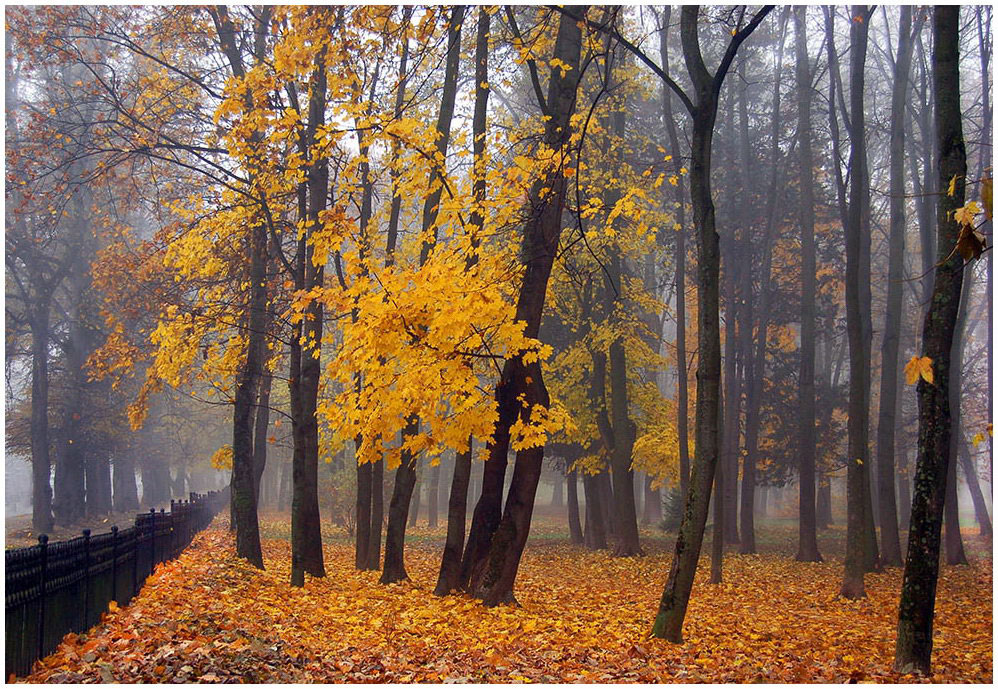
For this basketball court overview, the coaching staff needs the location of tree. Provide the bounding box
[840,4,879,600]
[894,6,969,673]
[460,5,586,606]
[874,5,922,569]
[793,5,822,563]
[575,4,772,641]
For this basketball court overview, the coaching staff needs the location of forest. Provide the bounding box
[4,4,993,683]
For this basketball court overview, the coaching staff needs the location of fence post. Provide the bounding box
[111,526,118,604]
[149,508,156,574]
[159,509,166,563]
[82,529,91,629]
[37,534,48,663]
[169,500,176,558]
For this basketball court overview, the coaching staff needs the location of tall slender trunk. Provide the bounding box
[427,462,440,528]
[380,6,464,584]
[895,7,966,673]
[943,273,972,565]
[958,440,992,542]
[253,372,272,505]
[658,6,691,499]
[112,456,139,512]
[840,5,878,600]
[567,469,583,544]
[290,34,331,586]
[794,5,821,563]
[583,472,608,550]
[651,5,771,643]
[876,7,919,568]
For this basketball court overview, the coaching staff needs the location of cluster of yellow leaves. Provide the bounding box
[21,516,992,683]
[904,355,935,385]
[209,445,233,471]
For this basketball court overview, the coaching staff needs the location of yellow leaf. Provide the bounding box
[918,356,934,384]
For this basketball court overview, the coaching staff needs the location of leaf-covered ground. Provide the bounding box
[21,515,992,683]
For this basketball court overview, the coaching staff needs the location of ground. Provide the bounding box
[18,512,993,683]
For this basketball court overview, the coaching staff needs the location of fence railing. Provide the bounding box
[5,488,228,678]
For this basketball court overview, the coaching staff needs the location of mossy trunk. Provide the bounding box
[894,7,966,673]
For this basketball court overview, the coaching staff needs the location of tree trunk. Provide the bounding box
[368,455,384,569]
[112,456,139,513]
[710,444,724,584]
[840,5,878,600]
[85,455,112,517]
[461,8,585,605]
[944,273,972,566]
[381,421,419,584]
[408,475,422,528]
[583,472,608,550]
[567,469,583,544]
[381,5,464,582]
[435,443,472,595]
[643,473,662,526]
[253,372,272,504]
[657,6,691,500]
[651,5,771,643]
[355,449,372,569]
[551,475,563,508]
[958,441,992,542]
[794,5,822,563]
[289,30,330,587]
[875,7,919,569]
[894,7,966,672]
[428,462,440,528]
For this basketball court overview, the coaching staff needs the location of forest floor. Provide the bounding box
[19,512,992,683]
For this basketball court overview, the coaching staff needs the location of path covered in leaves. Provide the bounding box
[21,516,992,683]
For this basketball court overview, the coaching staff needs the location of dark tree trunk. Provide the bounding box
[741,10,788,556]
[583,472,608,550]
[898,453,913,532]
[567,469,583,544]
[85,455,112,517]
[428,462,440,528]
[408,474,422,528]
[435,443,472,595]
[278,460,291,511]
[230,217,267,570]
[657,6,691,499]
[817,476,832,531]
[381,5,464,582]
[876,6,920,569]
[435,7,489,593]
[551,475,563,508]
[355,450,372,569]
[642,473,662,526]
[794,5,821,563]
[958,441,992,542]
[381,421,419,584]
[112,456,139,513]
[461,8,585,605]
[944,274,973,566]
[286,22,328,587]
[840,5,878,600]
[252,372,272,504]
[894,7,966,673]
[710,442,724,584]
[368,455,383,569]
[651,5,771,643]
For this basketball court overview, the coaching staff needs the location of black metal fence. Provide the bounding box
[5,489,228,678]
